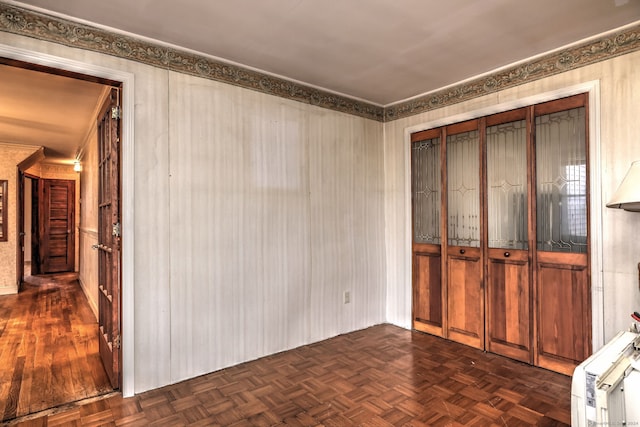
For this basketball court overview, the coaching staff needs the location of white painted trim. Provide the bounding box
[0,43,136,397]
[0,286,18,295]
[403,80,605,352]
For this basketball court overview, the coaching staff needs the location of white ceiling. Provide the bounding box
[0,64,106,162]
[10,0,640,105]
[1,0,640,162]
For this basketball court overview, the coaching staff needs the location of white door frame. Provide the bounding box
[0,43,136,397]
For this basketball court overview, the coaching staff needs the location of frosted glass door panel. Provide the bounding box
[412,138,441,244]
[447,131,480,247]
[486,120,528,250]
[535,107,587,253]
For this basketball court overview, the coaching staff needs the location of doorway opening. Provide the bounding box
[0,57,124,421]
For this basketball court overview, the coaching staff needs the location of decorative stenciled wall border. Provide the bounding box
[386,23,640,121]
[0,3,384,121]
[1,3,640,123]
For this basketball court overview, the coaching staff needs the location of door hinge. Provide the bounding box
[112,222,121,238]
[114,334,121,349]
[111,106,121,120]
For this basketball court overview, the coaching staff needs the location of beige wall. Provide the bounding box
[0,31,386,394]
[0,143,40,294]
[383,50,640,345]
[78,121,99,318]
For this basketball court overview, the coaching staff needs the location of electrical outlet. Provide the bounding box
[343,291,350,304]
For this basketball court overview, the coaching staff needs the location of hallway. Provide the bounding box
[0,273,113,421]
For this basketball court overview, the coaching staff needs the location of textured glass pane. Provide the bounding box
[536,107,587,253]
[447,130,480,247]
[412,138,441,244]
[487,120,528,249]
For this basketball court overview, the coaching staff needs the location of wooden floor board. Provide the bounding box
[8,323,571,426]
[0,274,113,422]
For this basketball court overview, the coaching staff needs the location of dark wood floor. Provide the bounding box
[7,324,572,426]
[0,273,113,422]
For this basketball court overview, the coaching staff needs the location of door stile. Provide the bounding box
[440,127,448,338]
[527,105,539,366]
[479,117,488,352]
[440,126,449,339]
[526,106,536,365]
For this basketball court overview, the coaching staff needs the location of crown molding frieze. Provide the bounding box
[1,3,639,123]
[385,24,640,121]
[0,3,384,121]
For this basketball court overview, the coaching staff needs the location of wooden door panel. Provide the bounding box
[536,252,590,375]
[447,246,483,349]
[413,244,443,336]
[486,249,531,362]
[40,179,75,273]
[97,87,121,389]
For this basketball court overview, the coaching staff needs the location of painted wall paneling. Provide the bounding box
[167,71,386,383]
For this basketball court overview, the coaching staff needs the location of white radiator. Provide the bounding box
[571,329,640,426]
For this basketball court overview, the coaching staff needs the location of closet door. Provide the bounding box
[534,95,590,375]
[446,121,483,349]
[485,111,532,363]
[411,130,444,336]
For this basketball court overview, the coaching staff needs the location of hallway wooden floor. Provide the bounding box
[8,324,571,426]
[0,273,113,422]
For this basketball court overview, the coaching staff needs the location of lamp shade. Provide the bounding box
[607,160,640,212]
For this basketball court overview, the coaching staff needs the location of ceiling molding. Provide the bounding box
[385,23,640,121]
[1,3,639,123]
[0,3,384,122]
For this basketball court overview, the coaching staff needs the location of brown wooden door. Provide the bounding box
[30,178,41,275]
[39,179,75,273]
[97,87,121,389]
[16,171,25,287]
[484,111,532,363]
[533,95,590,375]
[411,130,444,336]
[445,121,484,349]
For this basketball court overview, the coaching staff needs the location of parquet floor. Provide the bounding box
[0,274,113,422]
[7,324,571,426]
